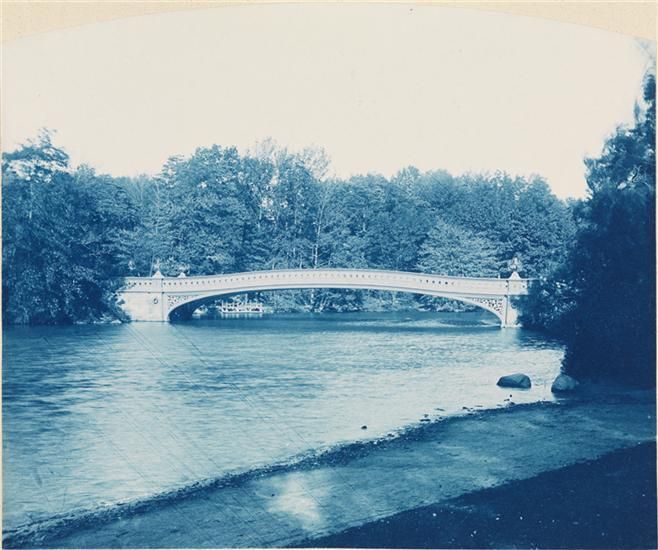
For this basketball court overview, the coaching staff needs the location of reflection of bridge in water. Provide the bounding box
[119,269,530,327]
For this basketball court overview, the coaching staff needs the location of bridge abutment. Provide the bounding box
[118,276,168,322]
[501,297,519,328]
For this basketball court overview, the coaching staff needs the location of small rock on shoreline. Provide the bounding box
[551,373,580,393]
[497,373,531,389]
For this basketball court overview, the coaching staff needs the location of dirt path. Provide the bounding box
[6,392,655,548]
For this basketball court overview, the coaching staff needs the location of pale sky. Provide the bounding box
[2,4,653,198]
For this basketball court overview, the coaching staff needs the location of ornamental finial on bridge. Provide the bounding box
[152,258,163,279]
[508,256,522,275]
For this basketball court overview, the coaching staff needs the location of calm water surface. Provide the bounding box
[3,312,563,531]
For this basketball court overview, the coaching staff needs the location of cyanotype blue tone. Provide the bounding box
[2,4,656,549]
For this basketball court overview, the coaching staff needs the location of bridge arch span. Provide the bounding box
[166,286,505,323]
[118,268,529,327]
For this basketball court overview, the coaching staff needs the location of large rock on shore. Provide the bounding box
[551,373,580,393]
[497,373,531,389]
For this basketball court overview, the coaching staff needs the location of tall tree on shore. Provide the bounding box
[2,132,138,324]
[561,72,656,387]
[523,72,656,387]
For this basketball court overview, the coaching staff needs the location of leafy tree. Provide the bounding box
[562,73,656,387]
[523,72,655,387]
[152,146,274,275]
[418,218,500,276]
[114,174,173,276]
[2,132,138,324]
[358,173,432,271]
[505,178,577,277]
[267,152,320,269]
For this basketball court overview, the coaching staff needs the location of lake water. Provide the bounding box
[2,311,563,532]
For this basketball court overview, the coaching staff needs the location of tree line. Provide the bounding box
[2,134,575,324]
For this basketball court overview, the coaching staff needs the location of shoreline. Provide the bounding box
[4,400,559,541]
[4,386,655,548]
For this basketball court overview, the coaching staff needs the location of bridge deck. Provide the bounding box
[123,269,527,295]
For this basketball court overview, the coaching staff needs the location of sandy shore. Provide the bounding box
[4,388,656,548]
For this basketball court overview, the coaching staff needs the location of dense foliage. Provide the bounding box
[2,133,576,324]
[521,73,656,387]
[2,131,138,324]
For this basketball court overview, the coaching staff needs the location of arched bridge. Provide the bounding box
[118,269,530,327]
